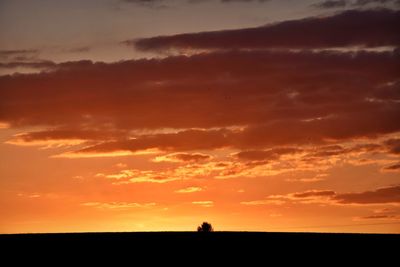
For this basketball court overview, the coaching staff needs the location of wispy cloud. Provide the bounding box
[175,186,203,193]
[81,201,156,210]
[153,152,212,163]
[0,49,39,60]
[313,0,400,9]
[382,162,400,172]
[192,201,214,207]
[242,185,400,206]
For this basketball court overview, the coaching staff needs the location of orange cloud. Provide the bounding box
[240,199,286,206]
[1,50,399,140]
[334,185,400,204]
[382,162,400,172]
[153,152,212,163]
[99,161,225,184]
[285,173,328,183]
[81,202,156,210]
[292,190,336,198]
[359,214,400,220]
[242,185,400,206]
[175,187,203,193]
[235,148,302,161]
[6,132,86,148]
[191,201,214,207]
[354,207,400,221]
[102,169,180,184]
[385,138,400,154]
[53,148,160,159]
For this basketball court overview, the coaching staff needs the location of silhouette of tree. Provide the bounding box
[197,222,214,232]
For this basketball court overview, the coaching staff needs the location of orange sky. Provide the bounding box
[1,0,400,233]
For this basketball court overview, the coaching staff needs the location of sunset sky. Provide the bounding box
[1,0,400,234]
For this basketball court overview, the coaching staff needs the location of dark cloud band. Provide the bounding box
[129,9,400,51]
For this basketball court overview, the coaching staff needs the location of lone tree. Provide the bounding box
[197,222,214,232]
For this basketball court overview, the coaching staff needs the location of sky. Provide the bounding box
[0,0,400,234]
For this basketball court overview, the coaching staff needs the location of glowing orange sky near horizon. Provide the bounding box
[1,0,400,234]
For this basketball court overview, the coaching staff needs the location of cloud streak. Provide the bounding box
[154,152,212,162]
[0,49,39,60]
[314,0,400,9]
[130,9,400,51]
[242,185,400,206]
[175,187,203,193]
[313,0,347,8]
[334,185,400,204]
[382,162,400,171]
[82,201,156,210]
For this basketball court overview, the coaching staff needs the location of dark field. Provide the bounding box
[1,232,398,265]
[1,231,398,257]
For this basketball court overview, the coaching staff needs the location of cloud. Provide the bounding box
[347,143,384,153]
[17,192,41,198]
[352,0,400,7]
[73,129,230,154]
[5,129,127,149]
[130,9,400,51]
[334,185,400,204]
[313,0,400,9]
[102,168,183,184]
[0,49,55,74]
[382,162,400,171]
[6,136,86,148]
[285,176,326,183]
[358,207,400,220]
[175,186,203,193]
[313,0,347,8]
[235,148,302,161]
[360,214,399,219]
[242,185,400,206]
[82,201,156,210]
[2,50,398,136]
[240,199,286,205]
[153,152,212,162]
[7,129,119,143]
[302,143,383,159]
[0,60,56,70]
[67,46,91,53]
[2,11,400,163]
[305,145,346,157]
[4,52,400,155]
[0,49,38,60]
[97,159,269,184]
[292,190,336,198]
[121,0,163,3]
[98,160,234,184]
[115,163,128,168]
[192,201,214,207]
[384,138,400,154]
[120,0,170,9]
[97,146,344,181]
[285,172,329,184]
[122,0,270,4]
[0,122,9,129]
[0,49,56,75]
[120,0,271,9]
[53,150,149,159]
[220,0,271,2]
